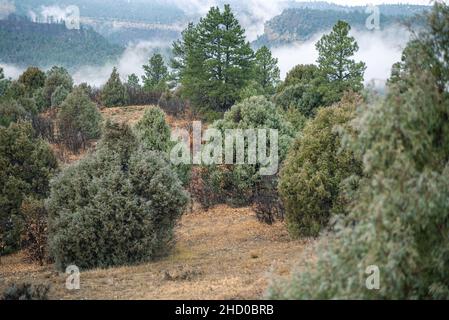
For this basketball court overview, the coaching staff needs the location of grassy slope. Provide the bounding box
[0,105,312,300]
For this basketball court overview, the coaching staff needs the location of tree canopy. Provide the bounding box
[316,20,366,104]
[101,67,128,107]
[142,53,169,92]
[172,5,254,112]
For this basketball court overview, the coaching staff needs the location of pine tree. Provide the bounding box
[127,73,140,89]
[0,67,9,97]
[253,46,280,95]
[171,22,207,108]
[172,5,254,111]
[101,67,128,107]
[142,53,168,92]
[316,21,366,104]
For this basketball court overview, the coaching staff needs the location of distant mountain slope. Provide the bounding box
[253,4,430,48]
[14,0,187,25]
[286,1,430,16]
[0,15,123,70]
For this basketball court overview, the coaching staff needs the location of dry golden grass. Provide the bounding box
[0,106,312,299]
[101,105,194,129]
[100,105,152,126]
[0,206,311,300]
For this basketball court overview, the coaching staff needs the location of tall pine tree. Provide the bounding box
[253,46,280,95]
[172,5,254,112]
[101,67,127,107]
[0,67,9,97]
[316,21,366,104]
[127,73,140,89]
[142,53,168,92]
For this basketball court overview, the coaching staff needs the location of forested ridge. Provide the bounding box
[254,6,428,47]
[0,15,123,70]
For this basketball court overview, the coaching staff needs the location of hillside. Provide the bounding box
[0,205,310,300]
[287,1,430,16]
[0,15,123,70]
[14,0,187,25]
[0,105,311,300]
[253,5,428,47]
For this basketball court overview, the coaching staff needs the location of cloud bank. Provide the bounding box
[272,26,410,84]
[168,0,285,41]
[0,63,24,80]
[72,40,170,87]
[0,0,15,19]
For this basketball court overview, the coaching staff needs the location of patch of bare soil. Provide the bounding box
[100,105,195,130]
[100,105,152,126]
[0,206,311,300]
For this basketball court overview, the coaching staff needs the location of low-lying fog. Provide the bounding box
[1,27,410,89]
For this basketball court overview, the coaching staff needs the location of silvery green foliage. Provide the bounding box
[50,85,69,108]
[134,107,171,152]
[204,96,295,207]
[134,107,191,186]
[213,96,295,164]
[269,3,449,299]
[57,87,102,141]
[47,122,189,270]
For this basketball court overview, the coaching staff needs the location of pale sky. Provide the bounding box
[306,0,433,5]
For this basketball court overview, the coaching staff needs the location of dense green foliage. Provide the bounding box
[269,3,449,299]
[127,73,141,89]
[316,21,366,104]
[135,107,171,152]
[0,100,28,127]
[200,96,294,207]
[18,67,46,92]
[47,121,189,270]
[278,64,320,93]
[252,46,280,95]
[43,66,73,110]
[0,67,9,97]
[101,67,128,107]
[0,15,123,70]
[134,107,191,186]
[275,22,365,118]
[0,122,57,254]
[172,5,254,112]
[0,66,61,129]
[254,7,420,47]
[57,87,102,142]
[279,93,362,237]
[142,53,169,92]
[50,86,70,108]
[275,67,325,118]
